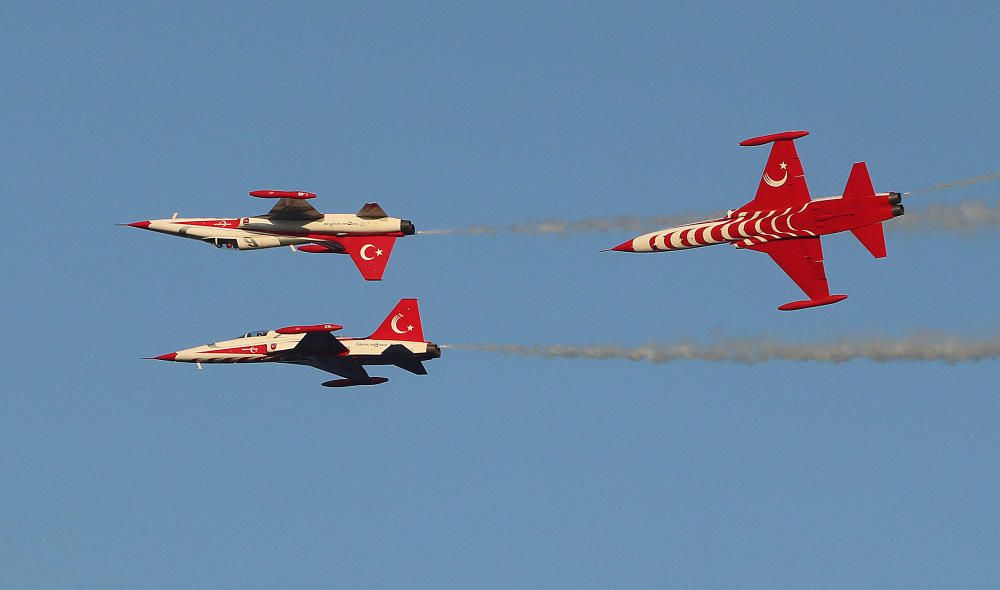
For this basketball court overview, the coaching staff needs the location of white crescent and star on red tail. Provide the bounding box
[359,244,385,261]
[390,313,414,334]
[763,161,788,187]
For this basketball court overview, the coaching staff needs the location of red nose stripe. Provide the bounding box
[128,221,151,229]
[152,352,177,361]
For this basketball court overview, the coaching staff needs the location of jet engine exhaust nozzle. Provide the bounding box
[401,220,416,236]
[426,343,442,358]
[891,203,905,217]
[888,192,903,206]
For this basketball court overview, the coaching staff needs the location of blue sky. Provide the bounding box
[3,1,1000,587]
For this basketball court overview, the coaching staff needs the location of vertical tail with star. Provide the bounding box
[339,236,397,281]
[368,299,425,342]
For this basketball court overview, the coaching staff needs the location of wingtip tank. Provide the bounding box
[275,324,344,334]
[322,377,389,388]
[739,130,809,147]
[777,294,848,311]
[249,190,317,199]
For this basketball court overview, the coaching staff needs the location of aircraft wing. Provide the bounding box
[289,331,350,355]
[736,131,812,213]
[273,331,371,380]
[262,198,323,221]
[746,237,832,301]
[305,356,372,381]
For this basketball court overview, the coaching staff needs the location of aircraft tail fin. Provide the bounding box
[357,202,388,219]
[851,222,887,258]
[843,161,876,199]
[369,299,424,342]
[339,236,397,281]
[842,162,887,258]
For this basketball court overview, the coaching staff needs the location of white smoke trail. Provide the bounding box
[908,172,1000,194]
[418,212,723,236]
[421,199,1000,237]
[891,199,1000,235]
[455,334,1000,365]
[418,172,1000,237]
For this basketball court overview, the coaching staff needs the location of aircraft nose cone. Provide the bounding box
[147,352,177,361]
[127,220,151,229]
[401,219,415,235]
[609,239,634,252]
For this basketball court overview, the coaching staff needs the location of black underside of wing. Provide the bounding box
[261,198,323,221]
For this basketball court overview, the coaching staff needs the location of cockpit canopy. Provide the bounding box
[241,330,270,338]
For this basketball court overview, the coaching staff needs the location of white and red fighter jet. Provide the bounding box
[125,190,415,280]
[610,131,905,310]
[147,299,441,387]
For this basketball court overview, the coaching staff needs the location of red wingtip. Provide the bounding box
[127,221,151,229]
[610,239,635,252]
[148,352,178,361]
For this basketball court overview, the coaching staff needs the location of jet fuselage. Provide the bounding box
[131,213,414,251]
[614,193,902,253]
[148,299,440,387]
[157,330,440,366]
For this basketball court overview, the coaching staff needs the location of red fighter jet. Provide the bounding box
[610,131,904,310]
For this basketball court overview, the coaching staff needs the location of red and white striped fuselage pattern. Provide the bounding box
[617,194,899,253]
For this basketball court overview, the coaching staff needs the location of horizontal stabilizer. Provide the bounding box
[383,344,428,375]
[357,202,388,219]
[851,221,887,258]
